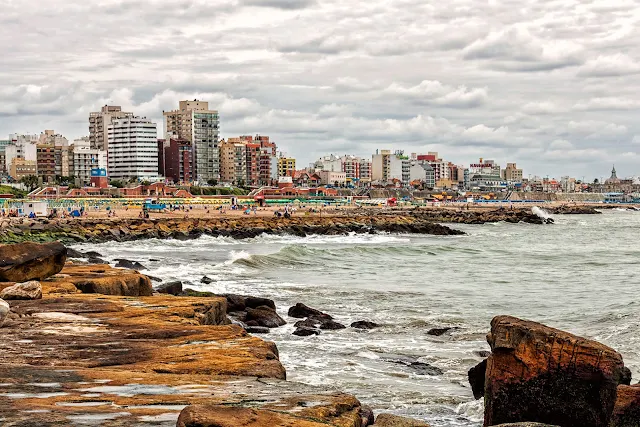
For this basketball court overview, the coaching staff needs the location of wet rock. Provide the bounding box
[468,359,487,399]
[86,257,107,264]
[288,302,332,319]
[156,280,182,296]
[374,413,431,426]
[621,366,632,385]
[382,355,443,376]
[84,251,103,258]
[201,275,214,284]
[114,258,146,270]
[294,316,345,330]
[146,275,162,283]
[293,326,320,336]
[474,350,491,358]
[0,281,42,300]
[611,384,640,427]
[224,294,277,312]
[319,318,346,330]
[0,298,9,326]
[245,326,270,334]
[244,306,286,328]
[182,288,217,298]
[0,242,67,282]
[351,320,380,329]
[484,315,625,427]
[66,248,85,258]
[361,405,375,426]
[427,327,458,336]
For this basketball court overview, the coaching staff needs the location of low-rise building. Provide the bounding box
[9,158,37,180]
[318,170,347,186]
[73,138,107,186]
[277,155,296,177]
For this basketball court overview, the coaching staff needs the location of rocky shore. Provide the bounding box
[2,237,637,427]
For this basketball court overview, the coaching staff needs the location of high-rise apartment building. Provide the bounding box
[5,134,38,173]
[163,100,219,182]
[36,143,55,183]
[107,117,158,180]
[220,139,247,184]
[158,138,193,184]
[89,106,133,150]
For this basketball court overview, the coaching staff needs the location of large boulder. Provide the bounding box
[0,242,67,282]
[0,298,9,326]
[483,315,625,427]
[610,384,640,427]
[0,281,42,300]
[373,413,431,426]
[244,306,286,328]
[114,258,146,270]
[288,302,332,319]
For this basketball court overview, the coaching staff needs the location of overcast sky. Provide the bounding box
[1,0,639,180]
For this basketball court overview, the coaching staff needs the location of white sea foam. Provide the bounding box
[532,206,552,219]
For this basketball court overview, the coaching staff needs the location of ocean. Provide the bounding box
[75,209,640,426]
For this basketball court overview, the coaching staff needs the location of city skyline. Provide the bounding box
[2,0,640,181]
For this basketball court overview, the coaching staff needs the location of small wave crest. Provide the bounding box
[532,206,552,219]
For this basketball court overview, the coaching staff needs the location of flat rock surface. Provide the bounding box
[0,291,293,426]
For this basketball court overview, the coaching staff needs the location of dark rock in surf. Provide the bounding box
[201,276,214,284]
[360,405,375,426]
[244,306,286,328]
[293,327,320,336]
[351,321,379,329]
[66,248,85,259]
[468,359,487,399]
[223,294,276,312]
[382,354,443,376]
[288,303,332,319]
[114,259,146,270]
[156,281,182,296]
[427,327,458,336]
[245,326,270,334]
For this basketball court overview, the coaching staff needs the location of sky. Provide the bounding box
[1,0,639,181]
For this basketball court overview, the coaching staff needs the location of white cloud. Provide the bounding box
[384,80,489,108]
[577,54,640,77]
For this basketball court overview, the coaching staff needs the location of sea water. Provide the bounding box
[75,210,640,426]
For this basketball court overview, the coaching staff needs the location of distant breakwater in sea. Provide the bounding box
[0,206,599,245]
[0,215,464,244]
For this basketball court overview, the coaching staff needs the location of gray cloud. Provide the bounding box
[0,0,639,179]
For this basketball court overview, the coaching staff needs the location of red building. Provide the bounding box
[158,138,193,184]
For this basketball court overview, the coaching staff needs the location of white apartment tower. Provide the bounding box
[107,117,158,180]
[163,100,219,182]
[89,105,134,150]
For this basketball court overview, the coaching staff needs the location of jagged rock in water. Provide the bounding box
[244,306,286,328]
[483,315,625,427]
[468,359,487,399]
[114,258,146,270]
[288,302,332,319]
[293,327,320,336]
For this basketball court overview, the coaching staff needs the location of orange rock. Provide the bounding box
[0,242,67,282]
[611,384,640,427]
[484,315,626,427]
[45,264,153,296]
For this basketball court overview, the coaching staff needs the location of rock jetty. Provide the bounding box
[469,315,636,427]
[0,215,464,245]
